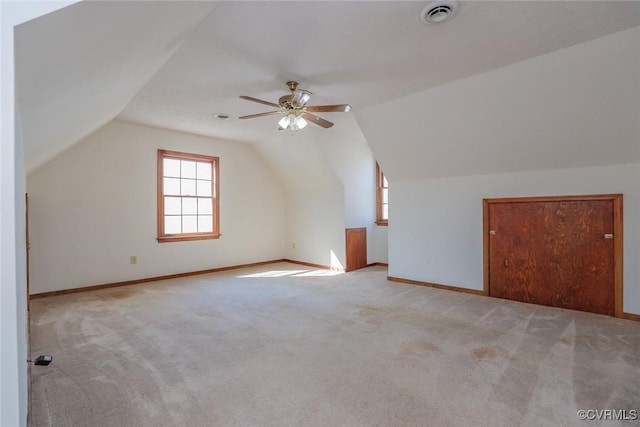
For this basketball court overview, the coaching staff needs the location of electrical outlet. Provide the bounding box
[34,355,52,366]
[130,256,137,265]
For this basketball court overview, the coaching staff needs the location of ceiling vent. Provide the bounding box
[420,0,458,25]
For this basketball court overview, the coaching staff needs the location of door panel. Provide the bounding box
[489,198,615,316]
[346,228,367,272]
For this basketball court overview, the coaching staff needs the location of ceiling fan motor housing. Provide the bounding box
[279,81,311,109]
[279,94,295,109]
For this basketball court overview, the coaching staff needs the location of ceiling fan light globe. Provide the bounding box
[295,116,308,130]
[278,116,291,129]
[293,89,312,107]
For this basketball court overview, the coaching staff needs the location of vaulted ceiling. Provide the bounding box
[15,1,640,174]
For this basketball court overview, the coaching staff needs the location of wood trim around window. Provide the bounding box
[376,162,388,226]
[157,149,220,243]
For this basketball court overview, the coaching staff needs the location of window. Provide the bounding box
[376,162,388,226]
[157,150,220,242]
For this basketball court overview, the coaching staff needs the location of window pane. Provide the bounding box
[164,178,180,195]
[382,204,389,220]
[197,180,212,197]
[163,158,181,177]
[159,152,219,240]
[165,216,181,234]
[182,198,197,215]
[198,198,212,215]
[383,176,388,187]
[181,160,196,179]
[382,188,388,204]
[182,216,197,233]
[181,179,196,196]
[198,215,213,232]
[165,197,181,215]
[197,162,211,180]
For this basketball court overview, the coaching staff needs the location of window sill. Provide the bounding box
[157,233,221,243]
[375,221,388,226]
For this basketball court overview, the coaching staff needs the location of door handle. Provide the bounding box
[504,259,509,267]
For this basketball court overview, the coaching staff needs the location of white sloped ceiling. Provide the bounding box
[355,27,640,182]
[16,0,218,172]
[15,1,640,181]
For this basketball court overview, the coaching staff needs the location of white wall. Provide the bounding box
[313,116,387,264]
[370,225,388,264]
[27,120,285,294]
[252,120,388,268]
[251,128,347,268]
[2,3,79,426]
[390,163,640,314]
[251,130,341,193]
[285,190,346,269]
[0,10,22,423]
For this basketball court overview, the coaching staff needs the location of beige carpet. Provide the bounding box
[29,262,640,426]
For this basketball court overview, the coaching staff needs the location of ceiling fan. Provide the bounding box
[238,81,351,131]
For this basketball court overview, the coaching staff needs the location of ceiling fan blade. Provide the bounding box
[302,113,334,129]
[238,111,281,120]
[239,96,281,108]
[305,104,352,113]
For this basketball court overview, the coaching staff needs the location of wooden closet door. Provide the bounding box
[346,228,367,272]
[488,198,616,316]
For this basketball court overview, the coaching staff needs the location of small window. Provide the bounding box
[376,162,388,226]
[157,150,220,242]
